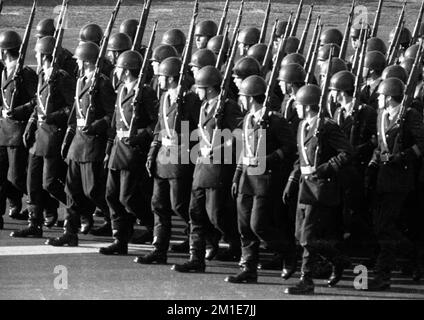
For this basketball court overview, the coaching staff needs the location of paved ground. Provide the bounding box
[1,213,423,300]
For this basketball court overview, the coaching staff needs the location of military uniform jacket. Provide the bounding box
[333,103,377,166]
[374,107,424,193]
[290,117,353,206]
[236,108,296,196]
[29,69,75,157]
[0,64,37,146]
[149,90,201,179]
[281,96,301,135]
[58,48,78,80]
[108,84,158,171]
[192,97,243,189]
[67,72,116,163]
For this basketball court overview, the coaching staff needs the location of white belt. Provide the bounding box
[301,166,315,175]
[117,129,130,139]
[77,118,86,127]
[243,156,258,167]
[1,109,8,118]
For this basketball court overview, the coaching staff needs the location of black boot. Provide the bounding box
[225,267,258,284]
[10,224,43,238]
[258,254,283,270]
[10,207,28,221]
[171,259,206,273]
[44,208,58,228]
[80,215,94,234]
[90,222,112,237]
[362,272,391,291]
[131,229,153,244]
[45,233,78,247]
[205,232,221,261]
[134,250,167,264]
[8,201,22,219]
[99,240,128,255]
[170,239,190,253]
[281,255,297,280]
[285,274,315,295]
[328,256,351,287]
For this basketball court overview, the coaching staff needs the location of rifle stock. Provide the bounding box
[297,4,313,54]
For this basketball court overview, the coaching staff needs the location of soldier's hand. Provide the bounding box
[23,131,30,149]
[146,158,153,178]
[282,180,298,204]
[61,143,69,160]
[103,154,110,170]
[231,182,238,200]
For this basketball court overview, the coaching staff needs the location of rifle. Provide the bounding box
[264,12,293,108]
[350,28,369,146]
[128,21,158,137]
[351,23,365,75]
[85,0,122,128]
[313,45,335,167]
[53,0,67,39]
[370,0,383,38]
[215,22,230,69]
[393,40,424,154]
[9,0,37,111]
[339,0,355,61]
[305,22,322,84]
[175,0,199,109]
[410,0,424,46]
[290,0,304,37]
[386,1,406,65]
[216,0,230,36]
[304,15,321,73]
[0,0,3,15]
[259,0,271,43]
[297,4,314,54]
[227,0,244,61]
[49,1,68,80]
[132,0,153,51]
[261,19,279,75]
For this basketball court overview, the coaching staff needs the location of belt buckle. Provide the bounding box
[243,156,258,167]
[77,118,86,127]
[117,129,130,140]
[380,153,390,163]
[301,166,315,175]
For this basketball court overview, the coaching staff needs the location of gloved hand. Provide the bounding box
[61,129,74,159]
[145,157,154,178]
[231,182,238,200]
[282,179,298,204]
[103,154,110,170]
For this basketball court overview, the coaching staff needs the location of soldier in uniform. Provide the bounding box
[361,51,386,109]
[46,41,115,246]
[367,37,387,56]
[247,43,267,66]
[317,44,341,76]
[119,19,138,44]
[195,20,218,50]
[171,66,243,272]
[320,28,343,48]
[134,56,200,264]
[207,35,230,68]
[0,31,37,228]
[161,29,186,56]
[10,36,74,237]
[362,78,424,290]
[237,27,260,58]
[150,44,179,100]
[106,32,132,92]
[231,56,262,101]
[99,50,157,255]
[224,75,297,283]
[283,84,353,294]
[189,49,217,80]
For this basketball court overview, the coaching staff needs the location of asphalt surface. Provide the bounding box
[1,212,424,300]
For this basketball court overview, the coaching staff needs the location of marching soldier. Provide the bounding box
[161,29,186,56]
[106,32,132,92]
[195,20,218,50]
[225,75,297,283]
[171,66,243,272]
[99,50,157,255]
[10,36,74,237]
[150,44,179,100]
[0,31,37,228]
[283,84,353,294]
[189,48,216,80]
[363,78,424,290]
[361,51,386,109]
[317,44,341,74]
[247,43,267,67]
[237,27,260,57]
[320,28,343,47]
[207,35,229,67]
[367,37,387,56]
[231,56,262,100]
[134,56,201,263]
[119,19,139,44]
[46,41,115,246]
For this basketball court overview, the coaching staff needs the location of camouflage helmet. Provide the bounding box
[238,27,260,45]
[195,20,218,37]
[189,49,216,68]
[281,53,306,67]
[161,29,186,47]
[329,70,355,92]
[232,56,261,79]
[207,35,230,55]
[34,36,56,55]
[107,33,132,52]
[150,44,179,63]
[119,19,139,42]
[239,75,267,96]
[364,50,387,73]
[296,84,321,106]
[318,43,341,61]
[247,43,267,64]
[116,50,143,70]
[377,77,405,97]
[73,41,100,63]
[79,24,103,45]
[35,18,55,38]
[158,56,182,77]
[382,65,408,84]
[277,63,306,83]
[320,28,343,46]
[367,37,387,55]
[195,65,223,88]
[0,30,22,50]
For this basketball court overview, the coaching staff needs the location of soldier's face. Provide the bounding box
[152,61,160,75]
[330,89,340,104]
[191,66,200,79]
[115,67,125,82]
[239,95,250,112]
[35,51,43,68]
[362,67,370,79]
[107,50,119,65]
[0,49,6,62]
[77,59,85,72]
[295,103,305,119]
[196,87,207,100]
[351,37,360,50]
[233,76,243,90]
[195,35,209,50]
[238,43,249,56]
[279,81,291,95]
[378,94,388,109]
[158,75,168,90]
